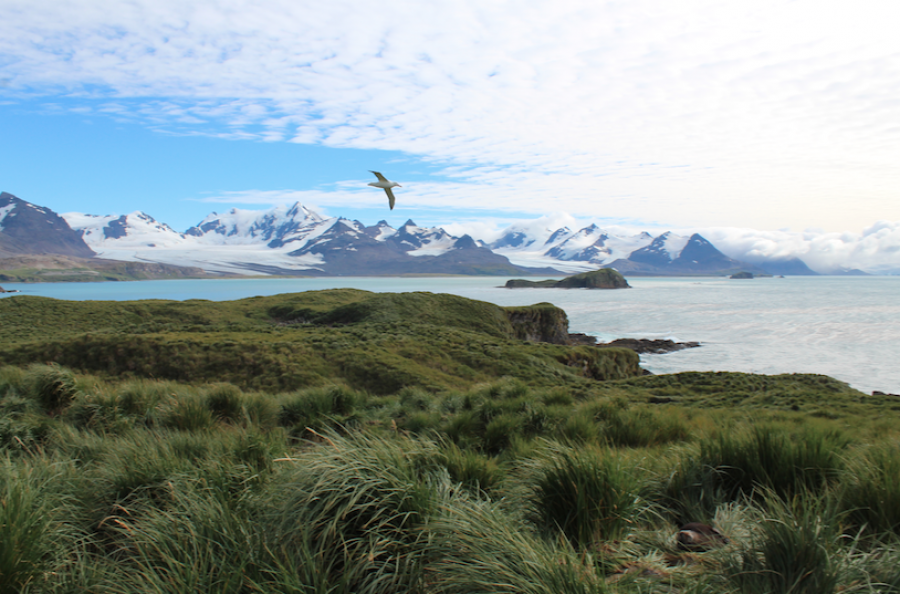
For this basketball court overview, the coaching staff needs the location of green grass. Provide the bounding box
[0,291,642,393]
[2,289,900,592]
[530,444,645,547]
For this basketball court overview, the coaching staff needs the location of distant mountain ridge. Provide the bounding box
[1,191,819,276]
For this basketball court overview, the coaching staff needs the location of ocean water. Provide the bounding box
[3,275,898,395]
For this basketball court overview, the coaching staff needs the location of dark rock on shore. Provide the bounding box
[567,332,599,345]
[596,338,700,354]
[506,267,630,289]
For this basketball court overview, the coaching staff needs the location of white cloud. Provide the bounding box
[2,0,900,231]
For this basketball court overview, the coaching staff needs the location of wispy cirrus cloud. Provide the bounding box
[2,0,900,231]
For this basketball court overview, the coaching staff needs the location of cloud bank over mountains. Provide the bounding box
[702,221,900,275]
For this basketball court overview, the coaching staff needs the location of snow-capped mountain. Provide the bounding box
[491,222,655,273]
[60,201,772,276]
[66,211,186,247]
[1,192,95,258]
[610,233,766,275]
[57,202,558,276]
[185,203,325,248]
[2,192,835,277]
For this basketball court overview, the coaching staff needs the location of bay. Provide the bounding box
[3,275,898,395]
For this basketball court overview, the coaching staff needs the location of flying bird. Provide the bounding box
[368,171,401,210]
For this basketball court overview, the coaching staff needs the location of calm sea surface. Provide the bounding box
[3,275,898,395]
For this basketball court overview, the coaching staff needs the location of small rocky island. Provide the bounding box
[595,338,701,354]
[506,268,631,289]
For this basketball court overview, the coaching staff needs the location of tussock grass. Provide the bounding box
[23,363,78,415]
[839,442,900,538]
[438,441,505,494]
[0,461,57,592]
[685,424,848,504]
[426,494,609,594]
[529,443,645,547]
[3,289,900,592]
[724,494,842,594]
[268,431,440,593]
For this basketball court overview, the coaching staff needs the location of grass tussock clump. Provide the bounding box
[839,442,900,538]
[23,363,79,415]
[276,384,362,434]
[529,444,645,547]
[269,431,440,593]
[663,424,849,520]
[724,495,842,594]
[0,462,58,592]
[426,495,609,594]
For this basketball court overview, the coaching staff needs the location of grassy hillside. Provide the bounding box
[0,290,641,393]
[3,290,899,593]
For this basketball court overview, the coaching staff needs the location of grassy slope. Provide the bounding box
[0,289,640,394]
[3,290,900,593]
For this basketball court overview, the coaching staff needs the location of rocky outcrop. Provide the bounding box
[504,303,571,344]
[730,271,754,279]
[506,268,631,289]
[596,338,700,354]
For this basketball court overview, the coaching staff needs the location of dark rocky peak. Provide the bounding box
[453,234,478,250]
[646,231,673,249]
[103,215,129,239]
[491,230,531,249]
[678,234,720,261]
[391,220,451,250]
[627,232,679,267]
[332,218,364,234]
[0,192,95,258]
[185,219,223,237]
[757,257,818,275]
[363,220,397,239]
[591,232,610,246]
[545,227,572,245]
[284,202,305,217]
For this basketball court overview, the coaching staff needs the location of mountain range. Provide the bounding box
[1,191,818,277]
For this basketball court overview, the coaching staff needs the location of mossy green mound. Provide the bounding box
[0,290,640,393]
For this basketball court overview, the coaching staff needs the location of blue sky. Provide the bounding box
[2,0,900,237]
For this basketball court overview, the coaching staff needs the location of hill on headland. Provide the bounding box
[505,268,631,289]
[0,289,641,393]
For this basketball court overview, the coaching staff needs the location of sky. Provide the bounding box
[1,0,899,239]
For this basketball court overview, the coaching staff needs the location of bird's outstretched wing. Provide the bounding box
[370,170,388,182]
[384,187,396,210]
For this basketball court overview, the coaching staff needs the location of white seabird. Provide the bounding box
[368,171,401,210]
